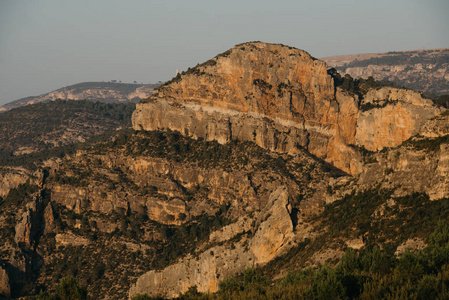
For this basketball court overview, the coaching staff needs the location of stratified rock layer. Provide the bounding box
[358,113,449,200]
[129,41,447,298]
[133,42,443,174]
[356,88,443,151]
[129,187,294,299]
[133,42,362,174]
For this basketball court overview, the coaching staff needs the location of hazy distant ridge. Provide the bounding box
[322,48,449,96]
[0,81,160,112]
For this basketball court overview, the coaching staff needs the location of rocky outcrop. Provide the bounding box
[356,88,444,151]
[133,42,363,174]
[129,186,295,299]
[55,233,90,247]
[419,112,449,138]
[0,168,35,198]
[49,153,265,226]
[250,187,294,264]
[395,238,426,256]
[133,42,443,175]
[357,112,449,200]
[0,266,10,299]
[14,195,43,247]
[43,203,56,234]
[209,217,252,244]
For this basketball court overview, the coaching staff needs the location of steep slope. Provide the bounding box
[128,42,447,298]
[133,42,443,175]
[322,48,449,96]
[0,82,160,113]
[133,42,361,174]
[0,129,338,299]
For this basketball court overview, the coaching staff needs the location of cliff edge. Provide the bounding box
[133,42,443,175]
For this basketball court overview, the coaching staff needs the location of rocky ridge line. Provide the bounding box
[133,42,443,175]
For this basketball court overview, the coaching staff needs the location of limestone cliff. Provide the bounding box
[133,42,363,174]
[14,194,44,246]
[0,167,35,198]
[133,42,443,175]
[129,187,295,298]
[357,113,449,200]
[356,87,444,151]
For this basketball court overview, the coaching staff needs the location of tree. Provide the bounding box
[36,276,87,299]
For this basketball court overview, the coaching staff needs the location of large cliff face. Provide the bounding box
[133,42,362,174]
[129,187,295,298]
[133,42,443,175]
[356,87,444,151]
[1,42,448,299]
[356,113,449,200]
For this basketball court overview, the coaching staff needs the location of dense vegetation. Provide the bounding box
[327,69,382,98]
[35,276,88,300]
[403,134,449,152]
[0,100,135,159]
[0,128,128,170]
[87,128,342,180]
[131,222,449,300]
[320,189,449,248]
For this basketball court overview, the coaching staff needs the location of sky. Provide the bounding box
[0,0,448,106]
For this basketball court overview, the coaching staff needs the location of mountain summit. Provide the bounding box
[133,42,442,174]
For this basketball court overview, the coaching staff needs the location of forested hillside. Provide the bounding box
[0,100,135,158]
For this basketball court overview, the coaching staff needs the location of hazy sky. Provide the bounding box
[1,0,448,106]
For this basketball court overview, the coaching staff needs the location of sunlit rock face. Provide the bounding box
[355,87,443,151]
[128,42,446,298]
[129,187,294,299]
[133,42,443,175]
[133,42,363,174]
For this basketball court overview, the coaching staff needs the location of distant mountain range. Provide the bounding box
[0,82,160,113]
[322,48,449,97]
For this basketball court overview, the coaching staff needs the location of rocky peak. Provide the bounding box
[134,42,361,174]
[133,42,444,175]
[154,42,334,123]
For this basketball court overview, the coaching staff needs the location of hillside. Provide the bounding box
[0,82,160,113]
[322,48,449,97]
[0,42,448,299]
[0,100,135,158]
